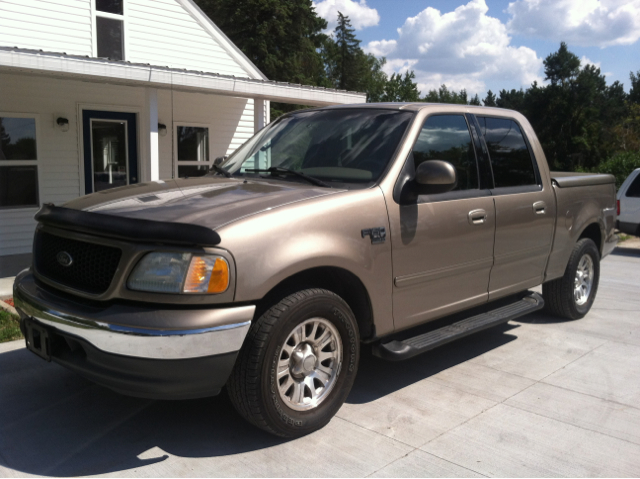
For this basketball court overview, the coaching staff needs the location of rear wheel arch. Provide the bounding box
[578,222,603,256]
[254,266,375,341]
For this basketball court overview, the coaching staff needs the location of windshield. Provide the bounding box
[221,109,414,186]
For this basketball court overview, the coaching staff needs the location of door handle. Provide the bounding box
[468,209,487,225]
[533,201,546,215]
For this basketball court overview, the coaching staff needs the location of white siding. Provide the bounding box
[126,0,251,77]
[0,72,258,255]
[0,0,93,55]
[0,0,255,78]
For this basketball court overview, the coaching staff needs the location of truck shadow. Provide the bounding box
[611,246,640,257]
[0,323,519,476]
[348,322,519,404]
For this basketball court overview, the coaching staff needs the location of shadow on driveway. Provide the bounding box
[0,323,520,476]
[611,246,640,257]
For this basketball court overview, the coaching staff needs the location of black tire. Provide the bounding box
[227,288,360,438]
[543,238,600,320]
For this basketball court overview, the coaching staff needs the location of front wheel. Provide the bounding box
[543,238,600,319]
[227,289,360,438]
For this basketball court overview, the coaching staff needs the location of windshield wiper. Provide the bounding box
[245,167,330,188]
[209,164,232,178]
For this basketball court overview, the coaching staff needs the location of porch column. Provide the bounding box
[254,99,265,133]
[147,88,159,181]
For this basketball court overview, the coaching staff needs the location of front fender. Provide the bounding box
[216,187,395,336]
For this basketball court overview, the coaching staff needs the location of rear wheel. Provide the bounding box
[227,288,359,438]
[543,238,600,319]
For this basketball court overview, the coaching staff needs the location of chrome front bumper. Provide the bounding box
[13,271,255,360]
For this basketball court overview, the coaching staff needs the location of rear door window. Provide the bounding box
[477,116,537,188]
[413,115,479,191]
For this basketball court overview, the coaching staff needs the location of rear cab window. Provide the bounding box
[476,116,539,189]
[625,172,640,197]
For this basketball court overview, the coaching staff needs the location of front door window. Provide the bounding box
[91,120,127,192]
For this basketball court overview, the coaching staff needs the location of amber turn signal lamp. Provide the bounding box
[207,257,229,293]
[183,255,229,294]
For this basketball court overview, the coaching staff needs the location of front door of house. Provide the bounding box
[82,110,138,194]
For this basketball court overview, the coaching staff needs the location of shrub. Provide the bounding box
[586,151,640,190]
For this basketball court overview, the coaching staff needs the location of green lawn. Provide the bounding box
[0,310,23,343]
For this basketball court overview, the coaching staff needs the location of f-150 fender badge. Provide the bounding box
[361,227,386,244]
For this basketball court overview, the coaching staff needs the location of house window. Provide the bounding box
[176,126,210,178]
[96,0,123,15]
[0,116,39,208]
[95,0,124,60]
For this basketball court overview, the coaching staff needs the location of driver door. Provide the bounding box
[388,114,495,330]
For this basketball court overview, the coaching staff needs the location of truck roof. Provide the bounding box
[319,102,519,115]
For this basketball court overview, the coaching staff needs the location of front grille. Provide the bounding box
[34,231,122,295]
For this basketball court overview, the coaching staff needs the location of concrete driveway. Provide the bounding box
[1,247,639,477]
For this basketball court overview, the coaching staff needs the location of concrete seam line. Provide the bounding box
[0,300,17,316]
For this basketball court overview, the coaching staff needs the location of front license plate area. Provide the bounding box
[24,318,52,361]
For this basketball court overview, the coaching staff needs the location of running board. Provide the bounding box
[373,292,544,361]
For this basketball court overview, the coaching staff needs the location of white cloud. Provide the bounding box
[313,0,380,31]
[580,56,601,69]
[507,0,640,47]
[364,0,543,96]
[366,39,396,57]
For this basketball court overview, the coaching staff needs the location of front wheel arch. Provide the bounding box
[254,266,375,340]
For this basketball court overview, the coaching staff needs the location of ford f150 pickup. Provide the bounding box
[14,103,617,438]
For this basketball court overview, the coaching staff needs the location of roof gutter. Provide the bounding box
[0,47,366,106]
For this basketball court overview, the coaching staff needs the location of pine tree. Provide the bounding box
[333,12,362,91]
[544,41,580,87]
[630,70,640,104]
[469,94,481,106]
[483,90,497,107]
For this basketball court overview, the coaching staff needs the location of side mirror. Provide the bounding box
[214,156,228,166]
[415,160,457,194]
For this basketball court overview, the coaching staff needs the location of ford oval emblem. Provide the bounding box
[56,251,73,267]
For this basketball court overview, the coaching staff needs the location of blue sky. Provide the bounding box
[312,0,640,98]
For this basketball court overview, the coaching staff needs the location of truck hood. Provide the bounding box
[62,177,343,230]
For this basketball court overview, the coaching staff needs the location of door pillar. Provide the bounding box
[254,99,265,134]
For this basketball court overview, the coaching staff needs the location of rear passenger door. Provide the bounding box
[474,115,556,299]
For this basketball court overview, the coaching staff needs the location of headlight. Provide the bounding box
[127,253,229,294]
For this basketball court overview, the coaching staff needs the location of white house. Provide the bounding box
[0,0,365,275]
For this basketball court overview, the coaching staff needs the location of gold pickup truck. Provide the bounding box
[14,103,617,438]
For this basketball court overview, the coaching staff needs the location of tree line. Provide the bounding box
[195,0,640,183]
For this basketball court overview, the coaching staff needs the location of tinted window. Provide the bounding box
[96,16,123,60]
[0,166,38,208]
[477,116,537,188]
[0,117,37,160]
[626,172,640,198]
[413,115,478,190]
